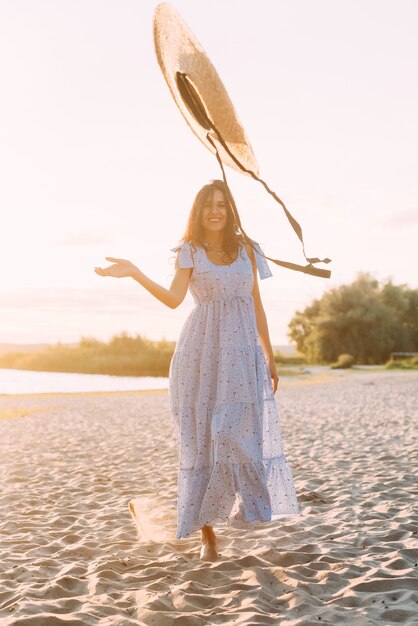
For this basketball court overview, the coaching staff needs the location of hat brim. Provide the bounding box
[153,3,259,176]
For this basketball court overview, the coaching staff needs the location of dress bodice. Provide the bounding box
[170,240,272,305]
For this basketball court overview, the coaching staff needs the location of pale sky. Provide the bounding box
[1,0,417,345]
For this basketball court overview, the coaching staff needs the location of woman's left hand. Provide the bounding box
[266,356,279,393]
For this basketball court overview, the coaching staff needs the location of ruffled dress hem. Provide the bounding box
[176,512,298,540]
[175,453,299,539]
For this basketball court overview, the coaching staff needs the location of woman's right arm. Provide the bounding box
[94,255,192,309]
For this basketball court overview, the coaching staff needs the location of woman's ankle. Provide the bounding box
[201,524,216,543]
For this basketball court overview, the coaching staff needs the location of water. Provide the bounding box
[0,369,169,395]
[0,365,369,395]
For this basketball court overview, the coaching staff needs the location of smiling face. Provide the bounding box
[183,180,240,248]
[201,188,228,234]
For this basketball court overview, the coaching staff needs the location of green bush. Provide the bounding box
[0,333,176,377]
[331,354,355,369]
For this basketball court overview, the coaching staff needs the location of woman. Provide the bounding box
[95,180,299,561]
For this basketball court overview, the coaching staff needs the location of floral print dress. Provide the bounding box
[169,239,299,539]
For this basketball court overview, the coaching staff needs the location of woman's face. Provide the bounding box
[201,189,227,234]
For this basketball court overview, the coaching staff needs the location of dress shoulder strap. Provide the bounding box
[249,239,273,280]
[171,242,211,273]
[170,242,194,268]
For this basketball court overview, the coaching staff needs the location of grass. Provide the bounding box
[385,356,418,370]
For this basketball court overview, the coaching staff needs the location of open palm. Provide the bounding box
[94,257,137,279]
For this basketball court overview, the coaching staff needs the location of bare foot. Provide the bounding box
[200,524,219,562]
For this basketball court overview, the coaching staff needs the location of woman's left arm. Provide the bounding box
[245,244,279,393]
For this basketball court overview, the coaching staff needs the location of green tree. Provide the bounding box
[288,273,418,364]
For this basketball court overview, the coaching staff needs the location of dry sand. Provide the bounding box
[0,369,417,625]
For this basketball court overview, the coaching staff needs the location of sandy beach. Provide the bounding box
[0,369,417,625]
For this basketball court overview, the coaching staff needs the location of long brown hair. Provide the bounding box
[180,180,246,262]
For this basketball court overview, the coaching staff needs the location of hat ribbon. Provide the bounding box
[176,72,332,279]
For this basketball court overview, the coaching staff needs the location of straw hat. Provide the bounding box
[153,3,259,176]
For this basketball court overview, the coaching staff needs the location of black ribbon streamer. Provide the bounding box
[176,71,332,279]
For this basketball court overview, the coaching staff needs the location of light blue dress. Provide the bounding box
[169,239,299,539]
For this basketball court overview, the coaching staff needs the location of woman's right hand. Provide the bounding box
[94,257,138,279]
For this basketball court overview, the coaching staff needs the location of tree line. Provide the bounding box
[288,273,418,364]
[0,334,175,377]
